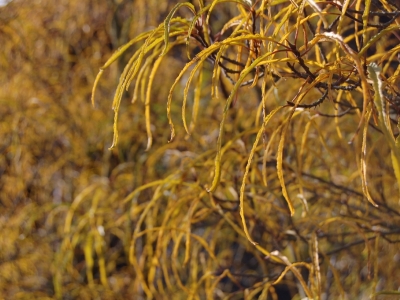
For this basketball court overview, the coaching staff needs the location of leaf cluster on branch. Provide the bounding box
[2,0,400,298]
[89,0,400,298]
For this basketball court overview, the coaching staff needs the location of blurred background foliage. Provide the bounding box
[0,0,400,299]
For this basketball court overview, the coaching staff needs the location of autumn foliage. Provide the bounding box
[1,0,400,299]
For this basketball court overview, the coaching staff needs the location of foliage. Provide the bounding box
[1,0,400,299]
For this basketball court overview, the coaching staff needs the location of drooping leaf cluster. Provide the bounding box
[1,0,400,299]
[92,0,400,298]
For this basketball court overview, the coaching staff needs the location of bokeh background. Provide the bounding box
[0,0,171,298]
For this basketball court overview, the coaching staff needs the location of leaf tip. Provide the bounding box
[168,124,175,143]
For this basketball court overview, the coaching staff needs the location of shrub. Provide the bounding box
[92,0,400,298]
[1,0,400,299]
